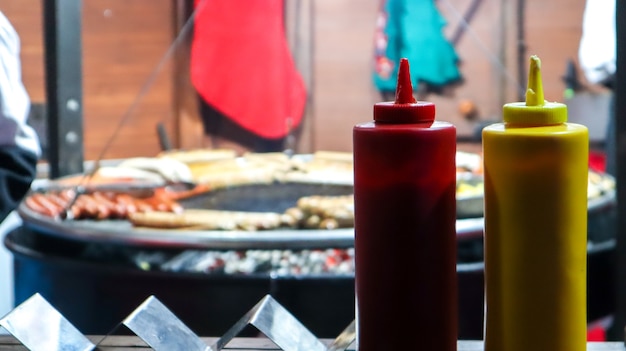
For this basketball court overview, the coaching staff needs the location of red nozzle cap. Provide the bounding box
[374,58,435,123]
[395,58,417,104]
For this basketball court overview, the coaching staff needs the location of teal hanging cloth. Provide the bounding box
[373,0,462,97]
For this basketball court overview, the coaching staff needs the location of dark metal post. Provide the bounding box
[516,0,526,101]
[42,0,84,178]
[613,0,626,341]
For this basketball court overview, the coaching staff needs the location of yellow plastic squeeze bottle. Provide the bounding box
[483,55,588,351]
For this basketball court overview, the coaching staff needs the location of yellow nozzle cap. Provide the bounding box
[503,55,567,125]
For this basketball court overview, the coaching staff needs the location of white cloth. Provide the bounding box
[0,12,40,157]
[578,0,616,85]
[0,211,21,323]
[0,11,41,326]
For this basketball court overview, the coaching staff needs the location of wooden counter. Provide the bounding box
[0,336,623,350]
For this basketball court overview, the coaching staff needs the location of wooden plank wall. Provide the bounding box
[0,1,45,102]
[80,0,176,160]
[0,0,589,160]
[0,0,176,161]
[311,0,588,152]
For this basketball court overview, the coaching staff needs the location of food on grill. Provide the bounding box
[242,151,291,165]
[281,151,353,185]
[192,162,277,189]
[292,194,354,229]
[22,150,615,231]
[113,157,193,183]
[129,209,291,230]
[25,193,64,218]
[24,189,184,220]
[456,151,483,175]
[588,170,615,198]
[157,148,238,164]
[156,150,354,187]
[127,194,355,231]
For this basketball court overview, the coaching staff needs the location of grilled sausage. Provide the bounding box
[25,194,59,218]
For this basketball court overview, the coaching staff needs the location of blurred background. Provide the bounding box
[0,0,609,160]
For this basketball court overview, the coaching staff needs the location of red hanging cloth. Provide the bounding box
[191,0,307,139]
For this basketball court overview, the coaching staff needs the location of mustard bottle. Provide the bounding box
[483,55,588,351]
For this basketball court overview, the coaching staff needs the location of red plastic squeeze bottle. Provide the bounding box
[353,58,457,351]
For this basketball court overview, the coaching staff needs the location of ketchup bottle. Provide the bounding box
[353,58,457,351]
[482,55,588,351]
